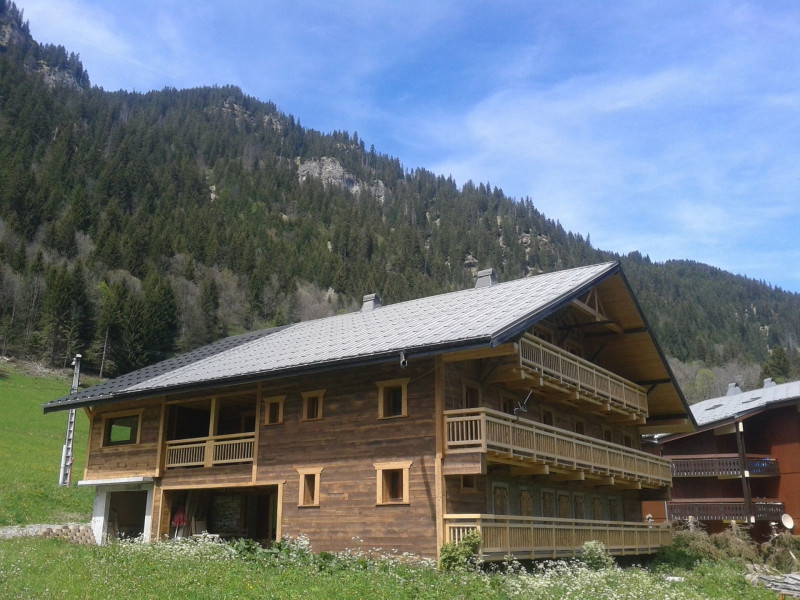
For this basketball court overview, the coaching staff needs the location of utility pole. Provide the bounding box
[58,354,81,487]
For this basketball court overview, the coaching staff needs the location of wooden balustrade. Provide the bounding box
[667,499,785,522]
[517,334,648,417]
[666,454,781,478]
[165,433,255,468]
[445,408,671,486]
[445,514,671,560]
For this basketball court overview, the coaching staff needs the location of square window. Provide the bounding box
[103,413,141,447]
[461,475,476,492]
[301,390,325,421]
[264,396,284,425]
[377,379,409,419]
[374,461,412,505]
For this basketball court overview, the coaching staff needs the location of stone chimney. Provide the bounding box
[763,377,777,388]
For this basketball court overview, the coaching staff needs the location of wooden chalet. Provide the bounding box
[657,379,800,541]
[43,261,693,561]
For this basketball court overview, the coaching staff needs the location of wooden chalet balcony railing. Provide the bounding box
[667,499,785,522]
[517,334,648,418]
[165,433,255,468]
[666,454,780,478]
[445,408,671,487]
[445,514,670,560]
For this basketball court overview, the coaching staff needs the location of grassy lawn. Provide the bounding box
[0,362,94,526]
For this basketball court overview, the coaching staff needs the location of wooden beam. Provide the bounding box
[442,343,518,363]
[587,476,615,487]
[584,327,648,340]
[571,299,623,333]
[510,464,549,476]
[550,471,585,482]
[434,356,446,559]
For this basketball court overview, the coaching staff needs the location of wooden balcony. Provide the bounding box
[165,433,255,468]
[445,514,671,560]
[492,335,648,421]
[666,454,780,478]
[667,499,785,522]
[445,408,671,488]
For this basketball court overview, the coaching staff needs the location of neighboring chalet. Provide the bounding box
[43,262,693,561]
[658,378,800,540]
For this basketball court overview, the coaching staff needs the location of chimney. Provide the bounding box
[475,268,498,289]
[763,377,777,388]
[361,293,381,312]
[726,382,742,396]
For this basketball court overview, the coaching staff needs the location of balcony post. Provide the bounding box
[735,422,753,523]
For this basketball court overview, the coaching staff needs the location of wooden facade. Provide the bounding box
[62,266,689,560]
[660,402,800,540]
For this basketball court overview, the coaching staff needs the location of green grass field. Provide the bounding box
[0,362,94,526]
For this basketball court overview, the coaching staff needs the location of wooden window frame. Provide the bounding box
[541,488,556,518]
[297,467,323,507]
[101,409,143,447]
[301,389,325,422]
[376,378,410,419]
[264,396,285,426]
[460,474,477,493]
[374,460,412,505]
[574,418,585,436]
[557,491,572,519]
[574,493,586,520]
[519,487,534,517]
[541,408,554,427]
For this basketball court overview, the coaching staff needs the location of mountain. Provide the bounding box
[1,1,798,400]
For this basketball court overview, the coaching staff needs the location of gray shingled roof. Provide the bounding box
[43,261,618,413]
[691,379,800,427]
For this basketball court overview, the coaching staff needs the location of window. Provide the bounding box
[592,497,603,520]
[541,409,554,427]
[301,390,325,421]
[376,378,409,419]
[623,435,634,448]
[603,428,613,443]
[297,467,323,507]
[102,411,142,447]
[461,475,477,493]
[374,461,412,505]
[264,396,285,425]
[574,420,585,436]
[462,383,480,409]
[500,396,514,415]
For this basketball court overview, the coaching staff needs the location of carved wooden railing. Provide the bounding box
[445,408,671,486]
[666,454,781,478]
[667,499,785,522]
[445,514,671,560]
[518,335,648,417]
[165,433,255,468]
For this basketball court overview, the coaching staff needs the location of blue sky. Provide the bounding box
[18,1,800,292]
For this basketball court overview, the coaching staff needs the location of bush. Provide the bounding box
[762,531,800,572]
[439,530,482,571]
[579,540,615,570]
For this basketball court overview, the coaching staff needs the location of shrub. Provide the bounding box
[762,531,800,572]
[579,540,615,570]
[439,530,482,571]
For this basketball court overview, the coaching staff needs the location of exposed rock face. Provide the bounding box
[297,157,387,204]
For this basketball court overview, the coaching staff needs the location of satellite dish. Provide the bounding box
[781,514,794,530]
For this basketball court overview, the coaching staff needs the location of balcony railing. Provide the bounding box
[666,454,781,478]
[165,433,255,468]
[667,499,785,522]
[445,408,672,487]
[517,334,648,417]
[445,514,671,560]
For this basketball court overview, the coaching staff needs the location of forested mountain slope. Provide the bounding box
[1,1,798,399]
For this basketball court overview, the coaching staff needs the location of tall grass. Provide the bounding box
[0,536,778,600]
[0,362,94,525]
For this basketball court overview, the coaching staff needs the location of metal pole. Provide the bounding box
[58,354,81,486]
